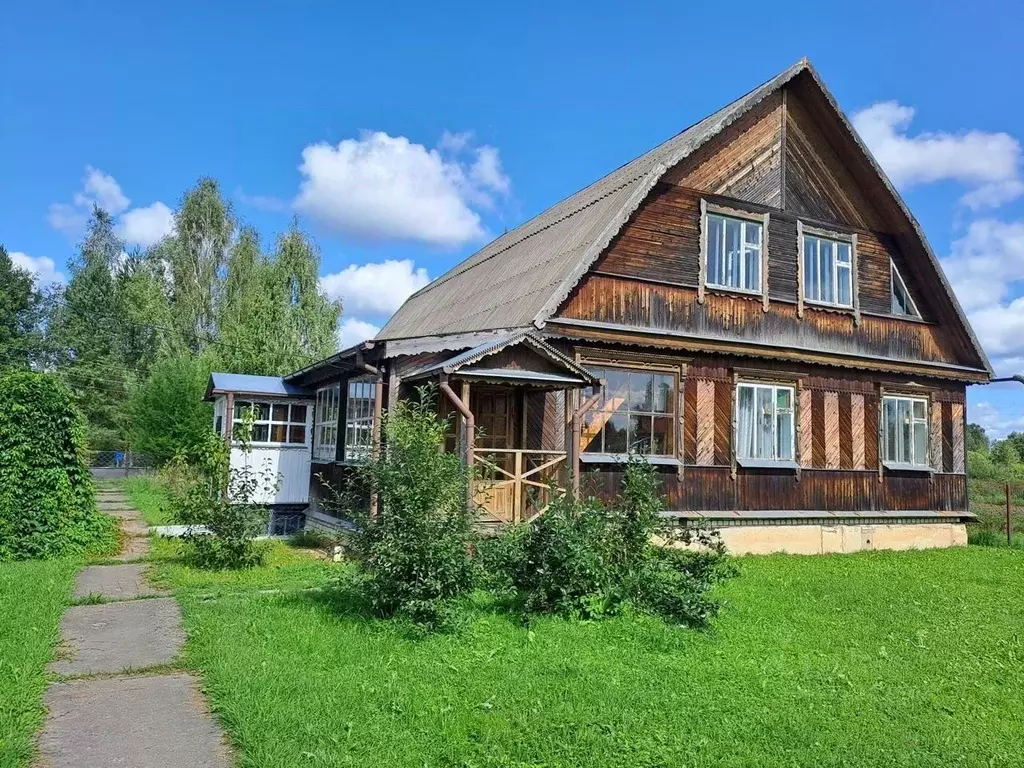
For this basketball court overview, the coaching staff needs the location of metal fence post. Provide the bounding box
[1006,482,1013,547]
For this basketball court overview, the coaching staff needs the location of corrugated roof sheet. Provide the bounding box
[206,373,313,400]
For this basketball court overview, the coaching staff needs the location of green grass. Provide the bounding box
[160,547,1024,767]
[122,475,174,526]
[0,559,79,768]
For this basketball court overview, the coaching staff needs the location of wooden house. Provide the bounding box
[209,59,990,553]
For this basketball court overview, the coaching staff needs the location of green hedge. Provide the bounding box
[0,371,115,561]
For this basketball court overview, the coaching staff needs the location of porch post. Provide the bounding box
[440,375,475,509]
[224,392,234,444]
[571,386,604,499]
[357,353,384,517]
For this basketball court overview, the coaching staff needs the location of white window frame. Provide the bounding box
[343,376,377,463]
[802,230,854,309]
[313,385,340,463]
[734,382,796,464]
[882,395,930,468]
[703,211,764,295]
[232,400,309,446]
[890,259,920,318]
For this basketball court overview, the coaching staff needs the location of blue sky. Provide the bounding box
[3,0,1024,437]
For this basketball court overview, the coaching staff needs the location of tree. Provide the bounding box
[162,178,234,351]
[216,221,340,375]
[966,423,990,454]
[991,439,1021,467]
[0,245,46,371]
[130,352,215,464]
[48,209,132,449]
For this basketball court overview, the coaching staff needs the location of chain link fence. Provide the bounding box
[87,450,157,478]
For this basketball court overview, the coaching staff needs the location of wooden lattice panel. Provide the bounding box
[824,391,840,469]
[951,402,965,474]
[799,387,813,467]
[695,379,715,466]
[930,401,944,470]
[850,393,865,469]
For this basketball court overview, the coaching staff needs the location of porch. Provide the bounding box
[400,331,601,524]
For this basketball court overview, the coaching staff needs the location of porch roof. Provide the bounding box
[404,330,599,387]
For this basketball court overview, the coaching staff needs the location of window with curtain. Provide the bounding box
[803,232,853,307]
[581,366,676,456]
[233,401,308,445]
[882,395,929,467]
[735,382,795,462]
[313,385,340,462]
[344,376,376,462]
[705,212,762,293]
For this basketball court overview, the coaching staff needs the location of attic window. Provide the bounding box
[890,260,919,317]
[704,213,763,294]
[803,232,853,308]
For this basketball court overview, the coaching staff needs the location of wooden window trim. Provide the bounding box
[732,378,799,470]
[798,223,860,322]
[699,199,770,306]
[878,391,932,472]
[579,357,684,464]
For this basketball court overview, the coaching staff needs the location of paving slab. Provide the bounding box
[40,673,231,768]
[74,565,163,600]
[51,598,184,676]
[113,535,151,561]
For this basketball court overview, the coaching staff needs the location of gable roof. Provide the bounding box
[376,59,991,376]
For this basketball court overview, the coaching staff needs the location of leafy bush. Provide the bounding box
[167,410,278,569]
[0,371,116,561]
[498,457,735,625]
[324,385,477,630]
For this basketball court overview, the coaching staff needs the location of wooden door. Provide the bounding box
[472,387,516,450]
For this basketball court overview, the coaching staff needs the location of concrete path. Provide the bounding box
[38,488,230,767]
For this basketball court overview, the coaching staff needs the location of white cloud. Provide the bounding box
[117,201,175,248]
[852,101,1022,209]
[294,131,510,247]
[338,317,380,349]
[9,251,64,286]
[320,259,430,315]
[49,166,132,238]
[77,166,130,215]
[969,402,1024,440]
[943,220,1024,312]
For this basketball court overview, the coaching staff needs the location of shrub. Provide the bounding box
[498,456,735,625]
[167,410,278,569]
[0,371,116,561]
[324,385,477,630]
[130,353,214,465]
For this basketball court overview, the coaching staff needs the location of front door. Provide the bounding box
[472,387,516,451]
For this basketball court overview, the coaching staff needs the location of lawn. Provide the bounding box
[122,475,174,526]
[0,559,78,768]
[162,545,1024,768]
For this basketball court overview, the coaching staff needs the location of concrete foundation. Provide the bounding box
[712,522,968,555]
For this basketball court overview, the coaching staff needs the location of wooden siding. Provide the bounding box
[570,348,969,514]
[561,273,964,367]
[582,467,967,513]
[664,91,783,207]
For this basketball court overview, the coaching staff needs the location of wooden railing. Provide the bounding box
[472,448,568,524]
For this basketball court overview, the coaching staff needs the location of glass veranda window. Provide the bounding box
[735,383,795,462]
[344,376,376,463]
[233,401,308,445]
[581,366,676,456]
[706,213,762,293]
[803,234,853,307]
[882,395,929,467]
[313,385,340,462]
